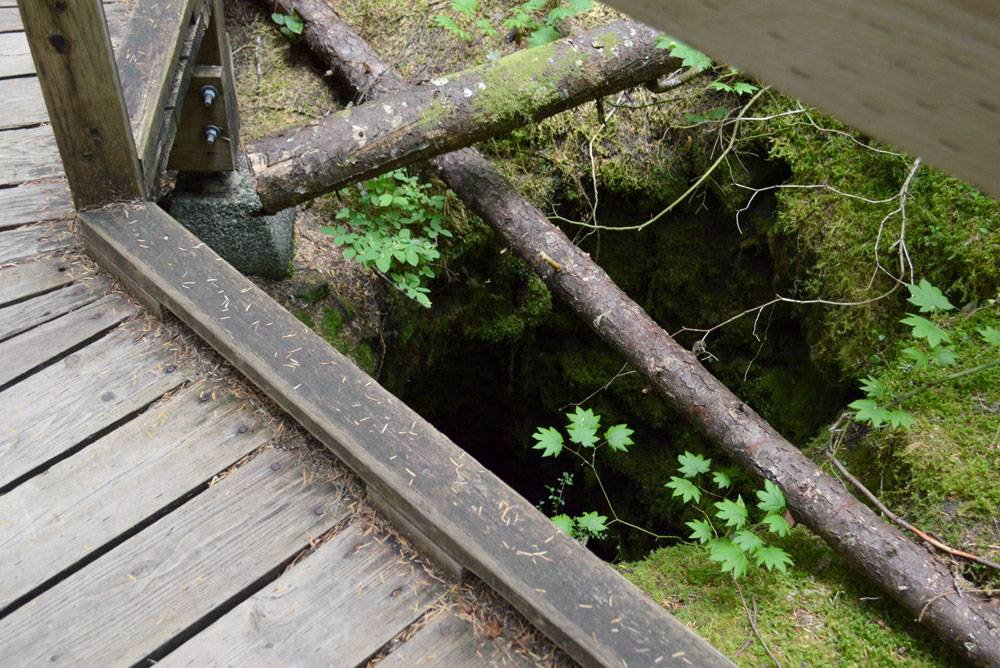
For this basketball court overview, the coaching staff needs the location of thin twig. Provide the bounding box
[827,454,1000,571]
[734,579,783,667]
[891,357,1000,406]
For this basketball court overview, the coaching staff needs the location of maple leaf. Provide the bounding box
[906,279,954,313]
[714,496,748,529]
[677,451,711,478]
[604,424,634,452]
[753,545,794,573]
[755,480,786,514]
[665,476,701,504]
[761,513,791,537]
[685,519,714,544]
[708,538,748,578]
[901,314,951,348]
[532,426,564,457]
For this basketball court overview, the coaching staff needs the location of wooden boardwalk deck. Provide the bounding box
[0,5,550,666]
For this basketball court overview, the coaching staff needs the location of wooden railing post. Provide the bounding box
[17,0,145,209]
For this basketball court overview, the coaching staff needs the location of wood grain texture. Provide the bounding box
[0,448,345,667]
[16,0,143,207]
[378,612,532,668]
[0,125,62,186]
[0,181,73,229]
[79,202,734,668]
[0,293,134,385]
[0,76,48,131]
[0,380,269,609]
[0,30,32,76]
[158,522,444,667]
[0,220,72,263]
[0,256,77,307]
[0,323,186,488]
[601,0,1000,199]
[0,274,110,341]
[0,6,22,32]
[116,0,201,180]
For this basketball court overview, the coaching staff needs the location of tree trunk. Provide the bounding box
[266,0,1000,664]
[246,20,679,213]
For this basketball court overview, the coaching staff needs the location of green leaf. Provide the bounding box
[575,511,608,536]
[755,479,786,514]
[901,314,951,348]
[979,326,1000,346]
[604,423,634,452]
[849,398,891,428]
[704,106,730,120]
[532,426,564,457]
[375,255,392,273]
[527,26,560,46]
[859,375,884,398]
[451,0,478,15]
[906,279,954,313]
[677,451,711,478]
[319,225,337,236]
[731,82,758,95]
[761,513,791,537]
[665,476,701,504]
[714,496,748,529]
[684,112,706,124]
[665,39,713,71]
[902,347,929,368]
[284,15,304,34]
[711,469,732,489]
[547,6,576,22]
[887,410,915,430]
[753,545,794,573]
[709,81,733,92]
[377,193,394,207]
[567,424,598,449]
[685,519,713,544]
[567,406,600,431]
[271,12,285,25]
[551,514,576,536]
[708,538,748,578]
[732,529,765,554]
[569,0,593,11]
[932,346,958,366]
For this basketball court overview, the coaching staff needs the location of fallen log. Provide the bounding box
[264,0,1000,664]
[246,20,679,213]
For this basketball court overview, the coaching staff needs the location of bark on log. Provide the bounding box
[268,0,1000,664]
[246,20,679,213]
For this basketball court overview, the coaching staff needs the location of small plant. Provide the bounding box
[532,406,634,544]
[435,0,593,48]
[321,169,452,308]
[270,9,304,40]
[665,452,794,578]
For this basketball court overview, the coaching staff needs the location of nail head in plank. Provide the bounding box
[0,293,134,385]
[0,448,344,667]
[77,201,734,668]
[377,612,533,668]
[0,380,270,609]
[0,324,187,489]
[0,274,110,342]
[16,0,143,207]
[157,522,444,668]
[0,182,73,230]
[0,256,79,307]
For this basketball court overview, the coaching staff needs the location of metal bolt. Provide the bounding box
[200,85,219,107]
[203,125,222,145]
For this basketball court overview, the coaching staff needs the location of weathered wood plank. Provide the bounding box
[378,613,532,668]
[116,0,201,181]
[0,5,22,31]
[0,324,186,488]
[158,521,443,667]
[17,0,143,207]
[0,30,32,77]
[0,0,128,31]
[0,293,134,385]
[0,220,72,263]
[0,125,62,186]
[0,448,344,667]
[0,274,110,342]
[0,256,78,307]
[78,201,734,668]
[0,380,270,610]
[0,181,73,229]
[0,76,48,131]
[602,0,1000,200]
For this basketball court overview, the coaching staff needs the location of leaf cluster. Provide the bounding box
[270,9,304,40]
[665,452,793,578]
[321,169,452,308]
[434,0,593,47]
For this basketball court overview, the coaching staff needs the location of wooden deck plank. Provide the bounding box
[378,613,531,668]
[0,76,47,131]
[0,447,345,667]
[0,221,72,263]
[0,6,21,31]
[0,125,62,186]
[0,182,73,230]
[0,380,270,610]
[158,522,444,667]
[0,256,77,307]
[0,324,186,489]
[0,31,32,78]
[79,201,734,668]
[0,293,135,385]
[0,274,111,342]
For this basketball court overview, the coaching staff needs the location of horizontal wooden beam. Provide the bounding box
[78,202,735,668]
[602,0,1000,199]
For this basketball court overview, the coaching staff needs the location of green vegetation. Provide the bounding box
[270,9,303,40]
[435,0,594,47]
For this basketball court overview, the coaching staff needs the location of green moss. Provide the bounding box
[321,307,344,337]
[354,342,377,375]
[292,309,315,329]
[619,530,961,667]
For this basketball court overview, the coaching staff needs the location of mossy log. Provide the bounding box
[246,20,679,213]
[267,0,1000,664]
